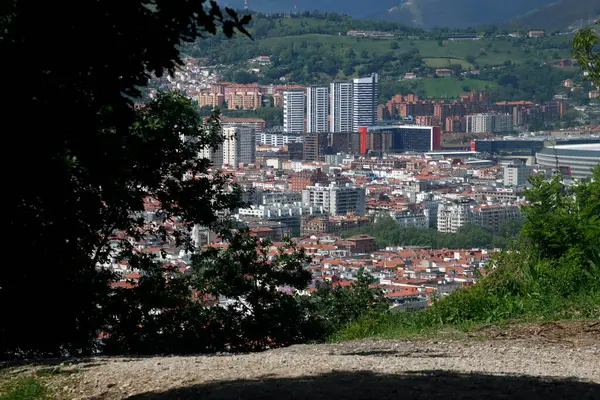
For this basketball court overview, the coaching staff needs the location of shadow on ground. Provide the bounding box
[129,370,600,400]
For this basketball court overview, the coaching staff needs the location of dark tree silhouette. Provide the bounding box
[0,0,255,358]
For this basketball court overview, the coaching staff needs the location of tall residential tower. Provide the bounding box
[352,73,379,132]
[306,86,329,133]
[329,81,353,132]
[283,90,306,133]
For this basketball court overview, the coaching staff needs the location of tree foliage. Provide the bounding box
[0,0,264,359]
[573,22,600,87]
[343,217,516,249]
[308,267,389,335]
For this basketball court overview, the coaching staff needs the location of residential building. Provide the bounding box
[471,204,522,232]
[302,183,366,216]
[390,209,429,229]
[503,163,533,187]
[283,90,306,133]
[353,74,379,132]
[221,117,266,134]
[465,113,513,134]
[290,169,329,192]
[528,30,545,38]
[307,86,329,133]
[345,234,377,254]
[437,199,472,233]
[330,81,353,132]
[224,84,262,110]
[222,126,255,167]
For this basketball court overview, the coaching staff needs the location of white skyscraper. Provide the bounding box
[306,86,329,133]
[330,81,353,132]
[352,73,379,132]
[222,126,255,167]
[283,90,306,133]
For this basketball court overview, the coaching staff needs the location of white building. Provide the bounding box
[465,113,513,134]
[353,73,379,132]
[307,86,329,133]
[283,90,306,133]
[503,164,532,187]
[222,126,255,167]
[437,200,472,233]
[302,183,366,216]
[330,81,353,133]
[258,133,303,146]
[391,210,429,229]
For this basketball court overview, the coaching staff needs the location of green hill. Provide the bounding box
[506,0,600,31]
[187,14,573,87]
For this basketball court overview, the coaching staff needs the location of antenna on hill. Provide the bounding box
[244,0,248,10]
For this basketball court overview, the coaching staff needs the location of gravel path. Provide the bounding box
[56,338,599,399]
[5,321,599,399]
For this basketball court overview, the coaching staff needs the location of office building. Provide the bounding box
[330,81,353,133]
[222,126,255,167]
[283,90,306,133]
[358,125,442,155]
[303,132,329,161]
[307,86,329,133]
[353,74,379,132]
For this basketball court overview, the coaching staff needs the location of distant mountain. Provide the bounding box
[227,0,399,18]
[236,0,598,30]
[506,0,600,31]
[367,0,557,29]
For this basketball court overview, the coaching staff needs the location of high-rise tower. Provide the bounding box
[306,86,329,133]
[283,90,306,133]
[329,81,353,132]
[352,73,379,132]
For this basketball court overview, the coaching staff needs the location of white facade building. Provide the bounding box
[258,133,304,146]
[391,210,429,229]
[222,126,255,167]
[503,164,533,187]
[437,200,472,233]
[283,90,306,133]
[330,81,353,132]
[307,86,329,133]
[302,183,366,216]
[465,113,513,134]
[352,73,379,132]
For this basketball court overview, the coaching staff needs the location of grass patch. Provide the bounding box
[422,77,495,98]
[0,377,48,400]
[423,57,474,69]
[334,273,600,342]
[257,35,571,68]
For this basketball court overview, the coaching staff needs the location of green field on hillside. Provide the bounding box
[258,34,571,67]
[423,57,475,69]
[423,77,495,98]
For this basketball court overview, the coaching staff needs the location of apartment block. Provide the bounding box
[465,113,513,134]
[437,200,472,233]
[283,90,306,133]
[222,126,255,167]
[353,74,378,132]
[307,86,329,133]
[302,183,366,216]
[330,81,353,132]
